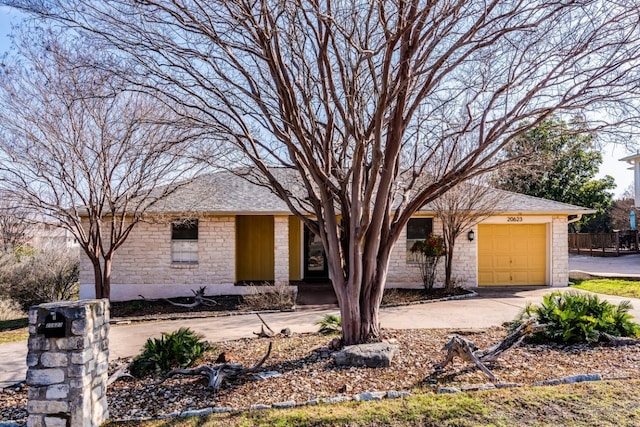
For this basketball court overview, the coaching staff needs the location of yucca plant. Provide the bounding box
[130,327,211,376]
[513,291,640,344]
[316,314,342,335]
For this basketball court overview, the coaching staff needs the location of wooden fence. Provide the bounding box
[568,230,639,256]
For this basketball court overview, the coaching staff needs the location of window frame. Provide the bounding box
[171,219,199,265]
[406,217,434,263]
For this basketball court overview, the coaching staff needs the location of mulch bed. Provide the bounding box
[4,287,639,423]
[109,295,244,319]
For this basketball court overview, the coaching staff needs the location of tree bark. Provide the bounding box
[91,257,105,299]
[102,256,112,300]
[444,243,455,293]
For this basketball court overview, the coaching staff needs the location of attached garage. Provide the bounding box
[478,223,547,286]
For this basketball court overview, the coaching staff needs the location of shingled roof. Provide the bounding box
[146,169,595,216]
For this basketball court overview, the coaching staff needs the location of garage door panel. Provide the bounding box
[478,223,546,287]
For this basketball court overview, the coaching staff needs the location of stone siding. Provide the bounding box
[386,217,478,288]
[551,216,569,286]
[273,216,290,285]
[79,213,572,299]
[80,216,236,301]
[26,299,109,427]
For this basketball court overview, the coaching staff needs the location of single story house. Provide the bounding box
[79,170,594,301]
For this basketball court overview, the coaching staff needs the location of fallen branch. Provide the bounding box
[140,286,217,308]
[107,362,135,386]
[434,319,541,382]
[165,342,273,391]
[434,336,496,382]
[601,333,640,346]
[477,319,543,362]
[253,313,276,338]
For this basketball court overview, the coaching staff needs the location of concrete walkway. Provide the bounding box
[2,254,640,389]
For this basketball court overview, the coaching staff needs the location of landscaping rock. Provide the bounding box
[386,390,412,399]
[461,383,496,392]
[354,391,386,401]
[250,404,271,410]
[272,400,296,409]
[437,387,461,394]
[334,343,398,368]
[534,373,602,386]
[180,408,213,417]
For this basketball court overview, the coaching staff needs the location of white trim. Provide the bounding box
[481,215,552,224]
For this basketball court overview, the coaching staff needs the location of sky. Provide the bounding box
[0,6,636,198]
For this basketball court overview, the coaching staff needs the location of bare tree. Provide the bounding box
[0,27,207,299]
[433,180,507,292]
[9,0,640,343]
[0,194,31,252]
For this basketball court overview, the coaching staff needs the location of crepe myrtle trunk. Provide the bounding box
[89,251,112,299]
[444,240,455,293]
[331,242,390,345]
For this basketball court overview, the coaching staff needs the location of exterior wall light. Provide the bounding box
[467,230,475,241]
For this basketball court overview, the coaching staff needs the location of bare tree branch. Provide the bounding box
[0,26,209,298]
[6,0,640,342]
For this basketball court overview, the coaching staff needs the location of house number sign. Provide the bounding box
[506,216,523,222]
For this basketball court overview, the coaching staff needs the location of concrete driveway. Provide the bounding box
[2,254,640,389]
[569,253,640,278]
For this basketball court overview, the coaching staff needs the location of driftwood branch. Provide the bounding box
[107,362,135,386]
[435,336,496,382]
[477,319,543,362]
[140,286,217,308]
[165,342,273,391]
[253,313,276,337]
[434,319,540,382]
[601,333,640,346]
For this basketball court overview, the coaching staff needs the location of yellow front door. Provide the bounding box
[236,216,274,282]
[478,224,547,286]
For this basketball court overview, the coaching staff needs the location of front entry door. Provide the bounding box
[304,226,329,280]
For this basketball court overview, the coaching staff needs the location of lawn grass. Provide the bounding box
[0,318,29,344]
[571,278,640,299]
[106,379,640,427]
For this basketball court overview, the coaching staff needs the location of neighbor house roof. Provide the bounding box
[145,169,595,217]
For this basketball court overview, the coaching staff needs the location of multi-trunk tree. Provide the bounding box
[8,0,640,344]
[0,28,207,299]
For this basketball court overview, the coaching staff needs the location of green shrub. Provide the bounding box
[130,327,211,376]
[316,314,342,335]
[513,291,640,343]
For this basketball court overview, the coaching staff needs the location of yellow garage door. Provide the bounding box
[478,224,546,286]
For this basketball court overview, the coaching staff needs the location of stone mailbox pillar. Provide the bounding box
[26,299,109,427]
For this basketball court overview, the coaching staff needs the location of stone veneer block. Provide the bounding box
[26,299,110,427]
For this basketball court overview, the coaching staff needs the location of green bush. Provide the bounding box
[514,291,640,343]
[130,327,211,376]
[316,314,342,335]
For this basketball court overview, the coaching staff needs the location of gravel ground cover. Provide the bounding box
[3,327,640,422]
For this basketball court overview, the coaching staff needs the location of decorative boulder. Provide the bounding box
[334,343,398,368]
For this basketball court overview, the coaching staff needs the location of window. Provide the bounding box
[406,217,433,263]
[171,219,198,264]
